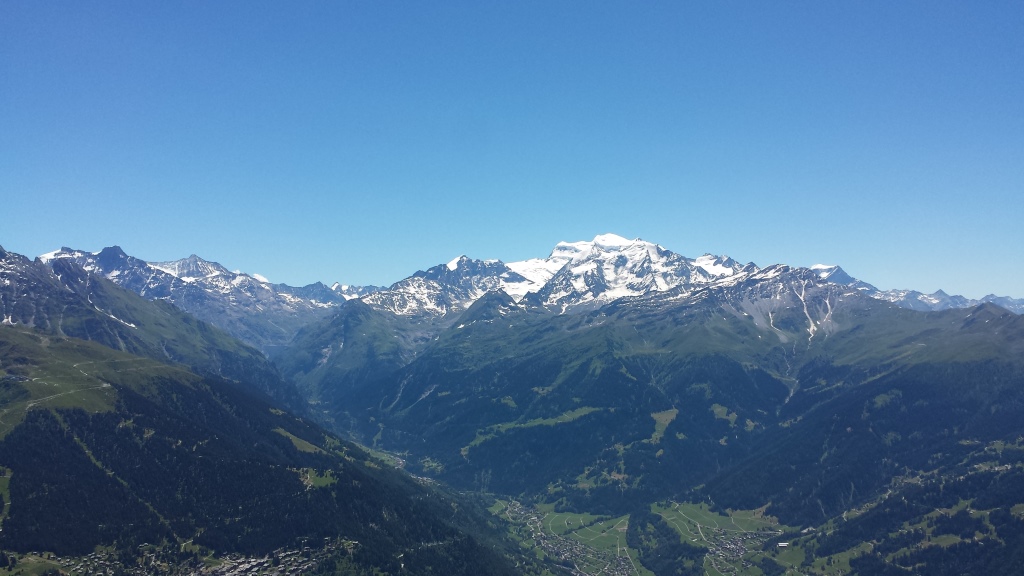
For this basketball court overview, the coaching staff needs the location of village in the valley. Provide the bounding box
[499,499,639,576]
[19,538,354,576]
[497,499,786,576]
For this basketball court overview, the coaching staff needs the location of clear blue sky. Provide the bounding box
[2,2,1021,298]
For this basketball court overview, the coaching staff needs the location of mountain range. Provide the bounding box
[37,245,376,354]
[36,234,1023,351]
[3,234,1024,575]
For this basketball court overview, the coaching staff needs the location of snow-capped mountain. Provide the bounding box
[149,253,234,282]
[361,256,529,317]
[37,246,375,351]
[523,233,750,312]
[809,264,876,292]
[360,234,753,317]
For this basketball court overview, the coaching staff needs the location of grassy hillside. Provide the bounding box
[0,325,540,575]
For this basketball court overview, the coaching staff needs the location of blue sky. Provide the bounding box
[2,2,1021,298]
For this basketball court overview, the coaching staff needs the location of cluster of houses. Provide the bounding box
[204,548,323,576]
[53,550,124,575]
[500,500,636,576]
[42,538,353,575]
[695,523,783,575]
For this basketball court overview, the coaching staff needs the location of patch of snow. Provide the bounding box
[694,254,735,277]
[95,307,137,329]
[38,250,66,263]
[602,285,636,300]
[810,264,838,279]
[447,256,465,271]
[506,258,563,286]
[592,233,634,248]
[570,261,598,276]
[148,263,178,277]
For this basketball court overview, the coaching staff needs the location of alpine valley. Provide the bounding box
[2,234,1024,576]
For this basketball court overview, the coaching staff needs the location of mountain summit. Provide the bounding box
[524,234,749,312]
[150,253,233,280]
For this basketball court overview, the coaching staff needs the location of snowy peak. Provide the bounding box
[150,254,232,281]
[38,246,94,265]
[694,254,742,278]
[417,256,515,285]
[548,233,646,264]
[592,233,634,247]
[810,263,840,276]
[446,255,468,271]
[809,264,876,291]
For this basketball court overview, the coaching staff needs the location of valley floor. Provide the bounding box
[493,499,645,576]
[491,500,845,576]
